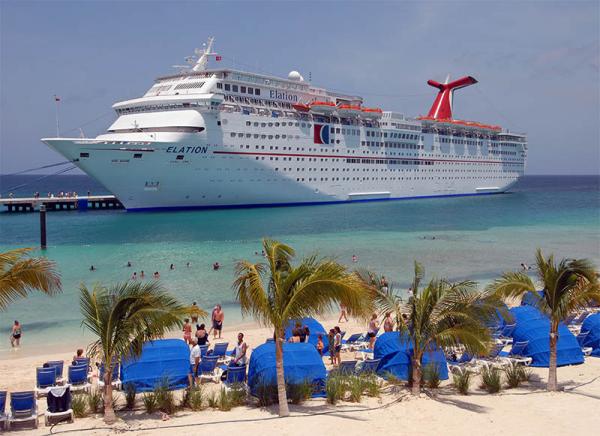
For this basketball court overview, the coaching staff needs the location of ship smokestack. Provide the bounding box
[426,76,478,120]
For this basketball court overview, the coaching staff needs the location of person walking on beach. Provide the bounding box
[211,305,224,339]
[367,314,379,349]
[183,318,192,344]
[334,326,342,365]
[338,303,348,323]
[383,312,394,332]
[10,320,22,347]
[327,329,336,365]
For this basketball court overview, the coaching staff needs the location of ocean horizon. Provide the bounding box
[0,174,598,358]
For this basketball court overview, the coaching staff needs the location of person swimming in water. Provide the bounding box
[213,262,220,271]
[89,265,95,271]
[170,264,175,270]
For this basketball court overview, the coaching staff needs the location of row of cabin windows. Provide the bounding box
[367,131,420,140]
[217,82,261,96]
[245,120,311,128]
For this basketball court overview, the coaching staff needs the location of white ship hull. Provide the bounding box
[43,114,524,211]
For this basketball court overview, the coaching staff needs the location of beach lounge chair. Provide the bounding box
[98,363,121,390]
[223,365,247,392]
[7,391,37,430]
[474,343,507,368]
[44,386,73,427]
[498,323,516,344]
[338,360,357,376]
[210,342,231,363]
[35,367,58,398]
[199,344,209,358]
[499,340,532,366]
[356,358,381,376]
[265,338,275,343]
[45,361,65,383]
[73,357,90,372]
[341,333,368,352]
[199,355,221,383]
[563,313,577,325]
[576,331,593,356]
[447,352,482,375]
[355,347,374,361]
[568,311,591,333]
[67,365,91,393]
[0,391,7,430]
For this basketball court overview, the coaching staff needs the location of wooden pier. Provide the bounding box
[1,195,124,213]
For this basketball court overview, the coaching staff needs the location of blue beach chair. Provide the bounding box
[199,355,221,383]
[475,342,507,368]
[338,360,357,375]
[7,391,38,430]
[356,358,381,376]
[0,391,7,430]
[498,323,516,344]
[67,365,91,393]
[576,331,593,356]
[199,344,209,358]
[223,365,247,392]
[499,340,532,366]
[45,361,65,382]
[98,362,121,390]
[211,342,230,363]
[35,367,58,398]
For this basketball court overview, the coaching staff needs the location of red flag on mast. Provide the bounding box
[215,55,222,61]
[54,95,61,102]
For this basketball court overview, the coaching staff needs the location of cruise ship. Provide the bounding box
[42,38,527,211]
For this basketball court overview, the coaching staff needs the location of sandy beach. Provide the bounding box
[2,314,600,435]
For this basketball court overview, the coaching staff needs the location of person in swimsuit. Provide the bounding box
[383,312,394,332]
[196,323,209,346]
[334,326,342,365]
[327,329,336,365]
[316,334,324,356]
[10,320,22,347]
[367,313,379,349]
[183,318,192,344]
[211,305,224,339]
[338,303,348,323]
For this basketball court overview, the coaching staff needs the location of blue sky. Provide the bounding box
[1,0,598,175]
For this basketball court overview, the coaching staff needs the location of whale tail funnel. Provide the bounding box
[426,76,477,120]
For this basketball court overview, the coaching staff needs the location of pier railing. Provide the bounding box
[1,195,124,213]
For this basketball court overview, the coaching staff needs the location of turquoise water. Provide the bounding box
[0,175,598,357]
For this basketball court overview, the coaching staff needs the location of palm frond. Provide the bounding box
[0,248,62,310]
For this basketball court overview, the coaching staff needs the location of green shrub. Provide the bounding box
[154,383,176,415]
[519,366,532,382]
[227,385,247,407]
[87,389,102,414]
[255,378,278,407]
[362,374,382,397]
[217,388,232,411]
[124,383,137,410]
[287,380,313,405]
[187,386,205,411]
[452,369,472,395]
[207,391,218,408]
[71,394,88,418]
[480,365,502,394]
[142,392,158,414]
[423,363,441,389]
[326,375,345,405]
[504,362,531,388]
[345,376,363,402]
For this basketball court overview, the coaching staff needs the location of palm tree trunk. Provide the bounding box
[275,328,290,417]
[103,370,116,424]
[411,355,422,396]
[547,319,559,392]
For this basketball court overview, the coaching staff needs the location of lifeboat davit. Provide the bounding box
[361,107,383,119]
[309,101,337,115]
[337,104,361,117]
[292,103,310,112]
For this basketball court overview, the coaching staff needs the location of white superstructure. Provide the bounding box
[43,39,527,211]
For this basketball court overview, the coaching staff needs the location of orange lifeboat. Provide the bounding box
[309,101,336,115]
[292,103,310,112]
[337,104,361,117]
[361,107,383,119]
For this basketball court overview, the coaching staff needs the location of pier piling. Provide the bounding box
[40,205,47,249]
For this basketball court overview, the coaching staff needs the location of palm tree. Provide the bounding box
[366,262,504,396]
[487,249,600,391]
[80,281,186,424]
[233,239,373,417]
[0,248,61,310]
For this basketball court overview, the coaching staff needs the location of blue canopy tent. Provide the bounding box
[509,306,584,367]
[285,317,328,355]
[247,342,326,397]
[521,291,545,307]
[581,313,600,358]
[121,339,190,392]
[373,332,449,381]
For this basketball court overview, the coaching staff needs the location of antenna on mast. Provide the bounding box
[192,37,216,72]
